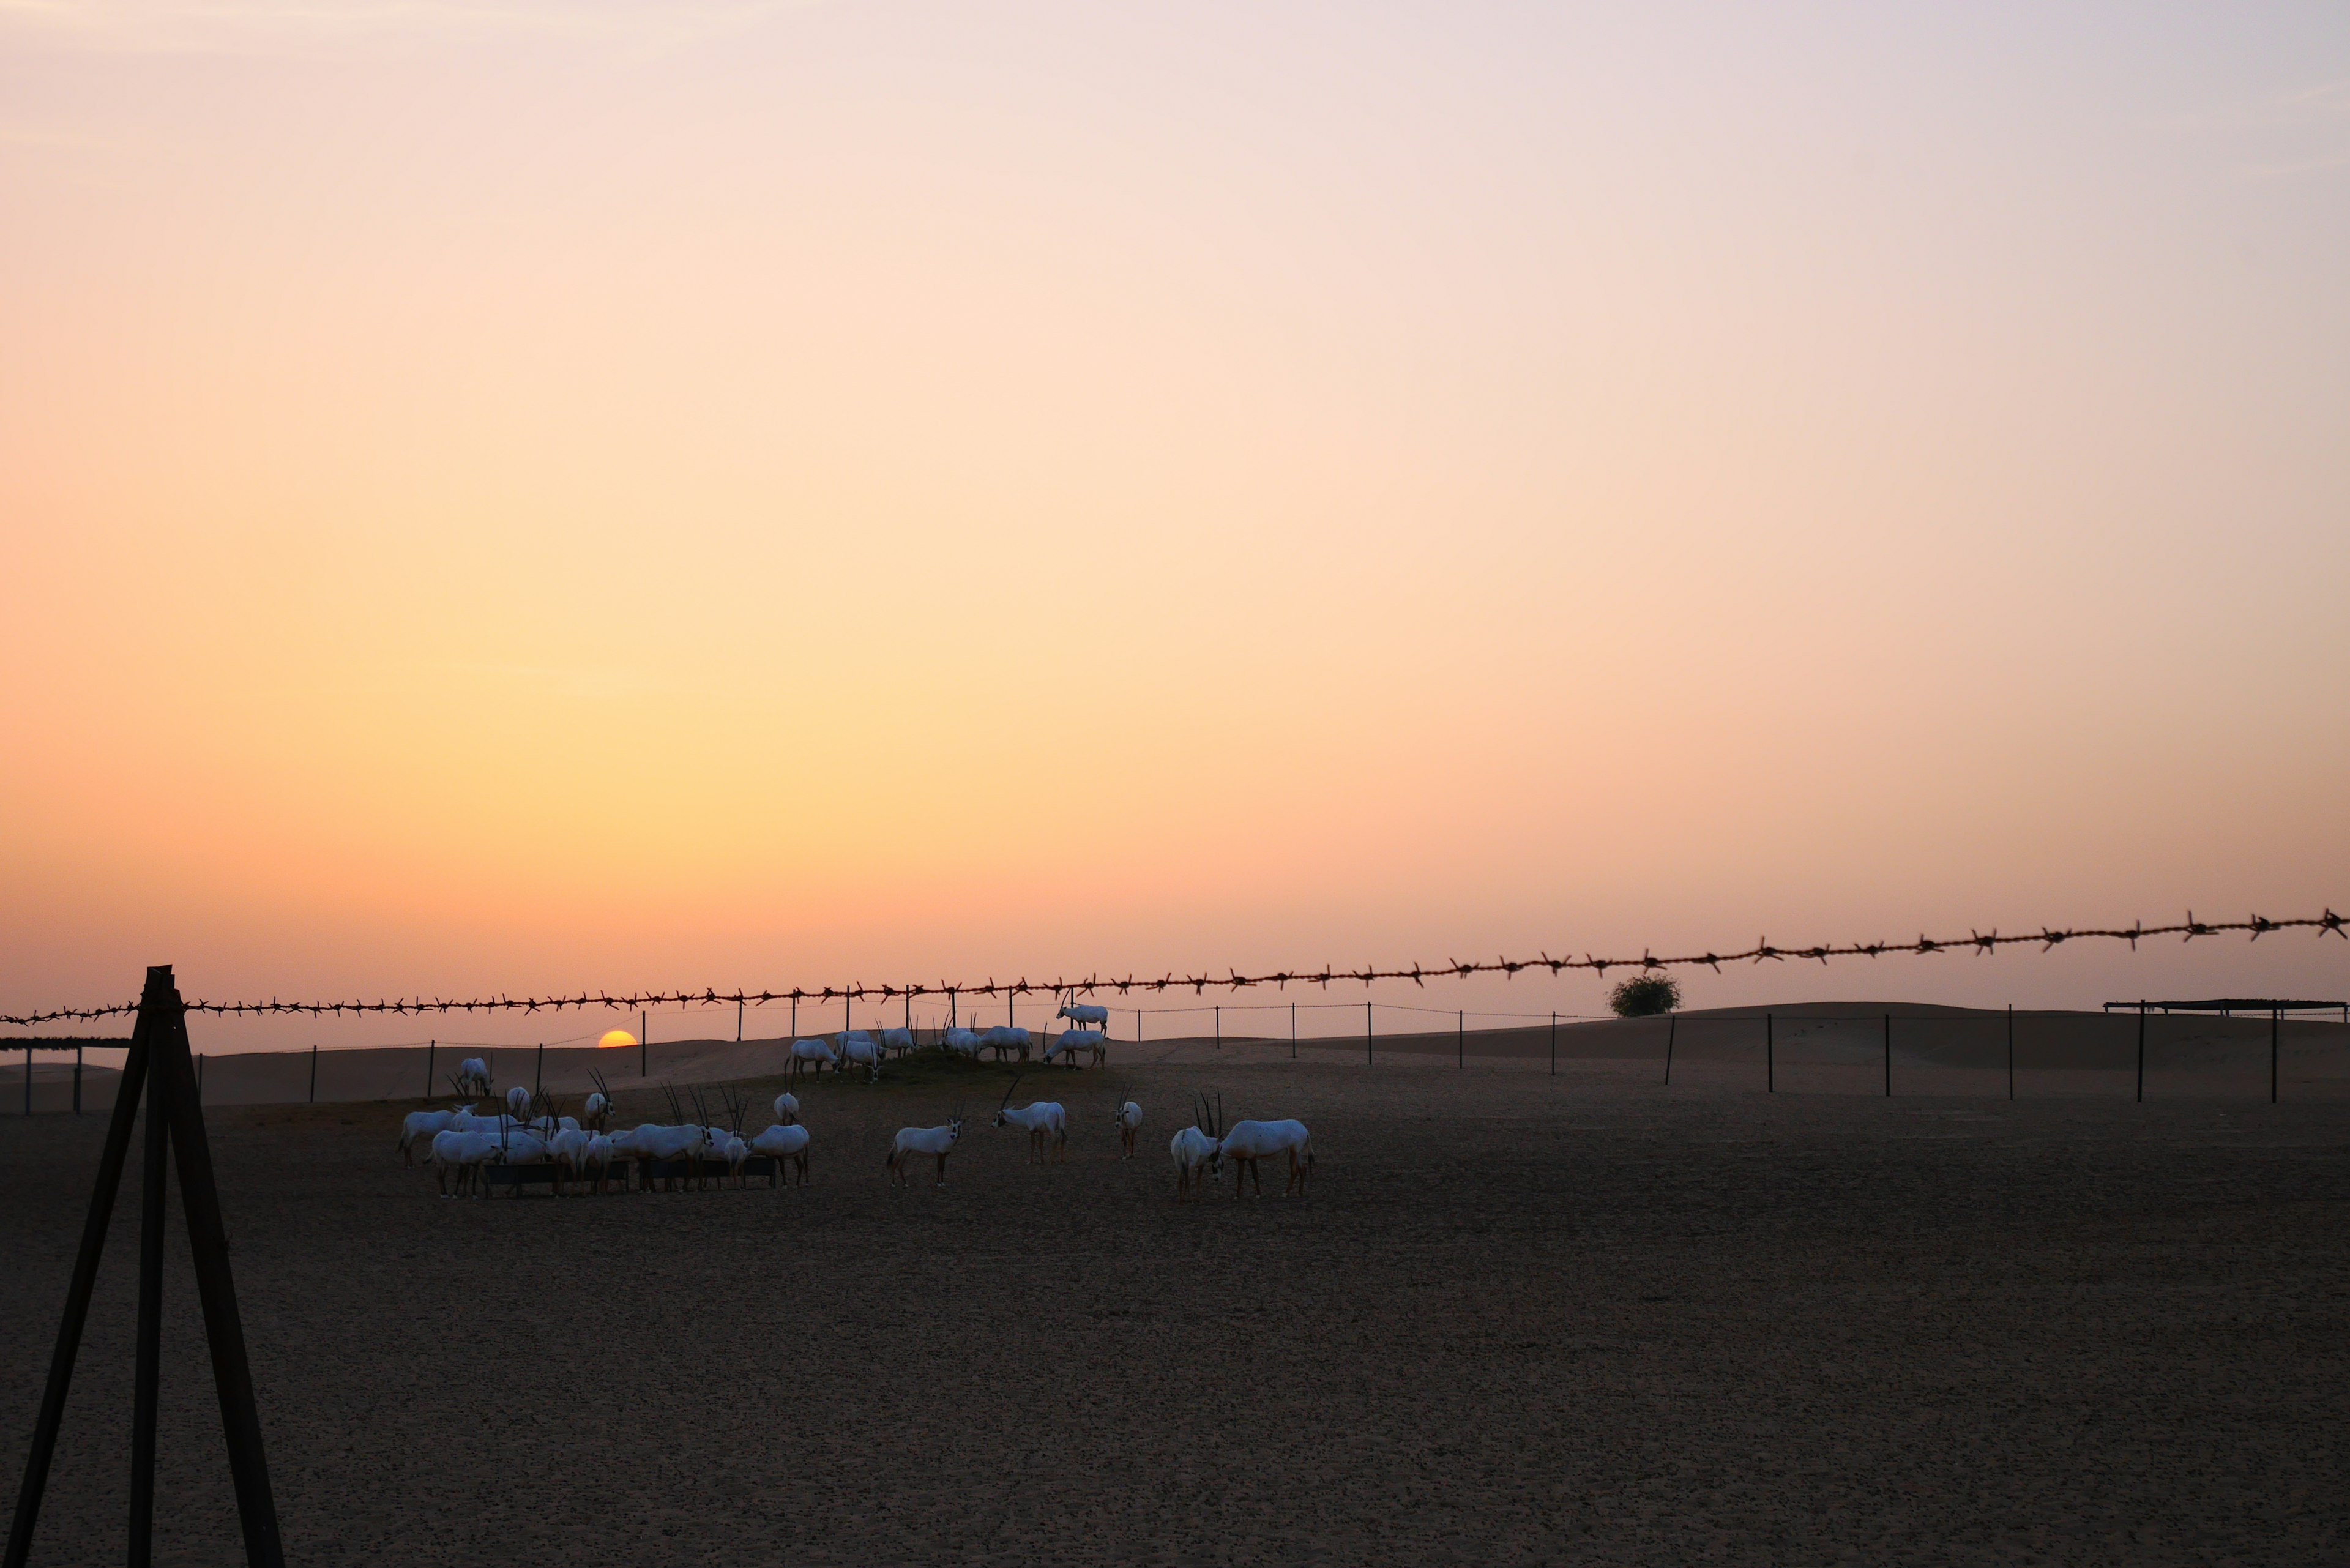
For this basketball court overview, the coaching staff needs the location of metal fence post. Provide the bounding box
[1291,1002,1297,1059]
[73,1046,81,1116]
[641,1011,649,1078]
[22,1045,29,1116]
[1215,1005,1220,1052]
[1551,1012,1559,1078]
[534,1043,543,1102]
[738,999,744,1042]
[1663,1013,1674,1085]
[1882,1014,1891,1098]
[2005,1007,2013,1101]
[425,1040,435,1099]
[2271,1007,2280,1105]
[1765,1013,1773,1093]
[307,1044,317,1105]
[1458,1010,1464,1069]
[1366,1002,1373,1066]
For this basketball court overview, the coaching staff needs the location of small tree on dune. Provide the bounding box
[1608,973,1680,1018]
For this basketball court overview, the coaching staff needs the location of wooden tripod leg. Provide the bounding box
[130,1039,169,1565]
[155,991,286,1568]
[4,986,154,1568]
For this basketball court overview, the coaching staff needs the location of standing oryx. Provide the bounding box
[770,1092,800,1126]
[1169,1095,1223,1202]
[941,1027,983,1059]
[1218,1111,1315,1198]
[1112,1092,1143,1158]
[456,1056,493,1096]
[990,1075,1067,1163]
[879,1026,916,1056]
[750,1119,811,1187]
[979,1025,1032,1062]
[837,1031,884,1081]
[1058,998,1108,1027]
[583,1068,614,1132]
[789,1038,840,1079]
[887,1110,966,1188]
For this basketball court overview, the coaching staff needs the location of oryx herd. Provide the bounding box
[398,1032,1313,1203]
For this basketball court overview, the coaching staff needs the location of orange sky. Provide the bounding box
[4,4,2346,1046]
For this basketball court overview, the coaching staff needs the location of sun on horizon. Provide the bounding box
[597,1029,637,1050]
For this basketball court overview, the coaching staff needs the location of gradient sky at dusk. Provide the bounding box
[4,2,2346,1045]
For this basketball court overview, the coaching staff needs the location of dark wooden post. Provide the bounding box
[21,1045,28,1116]
[1552,1011,1559,1078]
[2005,1006,2014,1100]
[641,1010,649,1078]
[534,1043,543,1102]
[73,1045,82,1116]
[307,1043,318,1105]
[1766,1012,1774,1093]
[1882,1014,1892,1098]
[1662,1013,1674,1085]
[2271,1007,2280,1105]
[2136,1002,2146,1103]
[1457,1010,1464,1069]
[6,965,285,1568]
[1366,1002,1373,1066]
[425,1039,435,1098]
[1214,1005,1220,1051]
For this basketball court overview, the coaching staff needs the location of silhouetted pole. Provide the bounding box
[20,1045,27,1116]
[534,1043,543,1102]
[1291,1002,1297,1059]
[2271,1007,2280,1104]
[307,1044,317,1105]
[1766,1012,1774,1093]
[1662,1013,1674,1085]
[73,1045,82,1116]
[1457,1010,1464,1069]
[1215,1005,1220,1052]
[2136,1002,2146,1103]
[1366,1002,1373,1066]
[2005,1007,2013,1101]
[641,1010,649,1078]
[1552,1011,1559,1078]
[425,1039,435,1097]
[1882,1014,1892,1098]
[130,1038,166,1562]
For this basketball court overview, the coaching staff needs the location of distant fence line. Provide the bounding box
[10,1004,2346,1116]
[3,908,2342,1028]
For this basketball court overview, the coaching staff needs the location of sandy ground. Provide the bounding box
[2,1047,2346,1566]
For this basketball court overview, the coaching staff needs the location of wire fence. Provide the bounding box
[3,908,2341,1028]
[9,1001,2346,1116]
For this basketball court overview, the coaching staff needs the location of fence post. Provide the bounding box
[1366,1002,1373,1066]
[1291,1002,1297,1059]
[2271,1007,2280,1105]
[1765,1013,1773,1094]
[738,999,744,1043]
[641,1011,648,1078]
[2005,1007,2013,1101]
[534,1043,543,1102]
[1662,1013,1674,1085]
[73,1046,82,1116]
[23,1045,30,1116]
[1215,1005,1220,1052]
[1882,1014,1891,1098]
[2135,1002,2146,1103]
[307,1044,317,1105]
[1552,1012,1559,1078]
[1136,1009,1143,1046]
[1458,1010,1464,1069]
[425,1039,435,1099]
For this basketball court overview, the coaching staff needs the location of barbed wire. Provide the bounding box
[2,909,2339,1028]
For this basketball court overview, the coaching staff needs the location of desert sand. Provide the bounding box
[1,1032,2346,1564]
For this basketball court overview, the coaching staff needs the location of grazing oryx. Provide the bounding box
[581,1132,619,1193]
[428,1129,500,1197]
[750,1120,811,1186]
[549,1126,594,1194]
[1113,1094,1144,1158]
[789,1038,840,1079]
[1058,1000,1108,1026]
[770,1092,800,1126]
[1169,1096,1223,1202]
[1218,1113,1315,1198]
[456,1056,492,1096]
[990,1075,1067,1163]
[887,1110,966,1188]
[941,1028,983,1059]
[1043,1029,1106,1069]
[837,1031,884,1081]
[398,1106,466,1165]
[505,1085,533,1120]
[584,1068,614,1132]
[879,1026,916,1056]
[980,1025,1032,1062]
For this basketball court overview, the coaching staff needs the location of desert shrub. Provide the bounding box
[1608,973,1680,1018]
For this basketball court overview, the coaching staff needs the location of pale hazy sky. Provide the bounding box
[4,2,2346,1042]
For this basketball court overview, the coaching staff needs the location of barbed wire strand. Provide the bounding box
[2,909,2339,1029]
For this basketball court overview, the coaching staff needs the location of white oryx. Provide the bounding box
[398,1106,467,1165]
[879,1026,916,1056]
[1218,1116,1315,1198]
[456,1056,493,1096]
[428,1128,501,1197]
[837,1031,884,1080]
[1169,1096,1223,1203]
[770,1092,800,1125]
[887,1111,966,1187]
[941,1028,983,1059]
[750,1121,811,1186]
[581,1132,619,1193]
[789,1038,840,1079]
[505,1085,533,1120]
[1057,1001,1108,1026]
[990,1075,1067,1163]
[584,1068,615,1132]
[980,1025,1032,1062]
[549,1127,594,1193]
[1043,1029,1105,1069]
[1113,1096,1144,1158]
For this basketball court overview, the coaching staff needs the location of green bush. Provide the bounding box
[1608,973,1680,1018]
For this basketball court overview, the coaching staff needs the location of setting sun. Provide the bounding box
[597,1030,636,1050]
